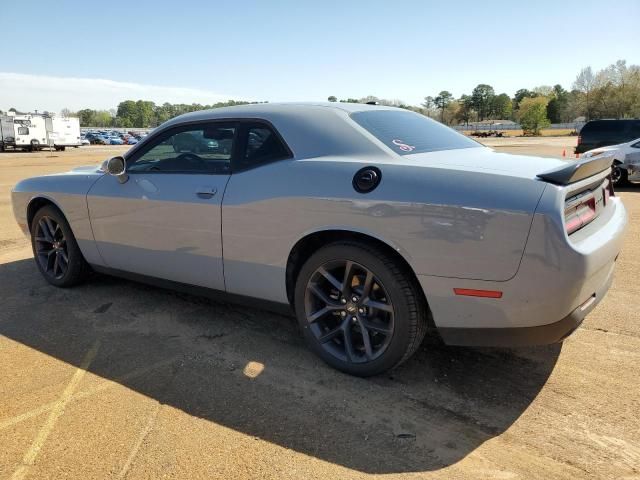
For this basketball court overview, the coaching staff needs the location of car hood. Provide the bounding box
[402,146,571,180]
[70,165,104,173]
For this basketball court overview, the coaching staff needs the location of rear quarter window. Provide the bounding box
[350,110,480,155]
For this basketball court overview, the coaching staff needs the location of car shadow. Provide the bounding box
[0,258,561,474]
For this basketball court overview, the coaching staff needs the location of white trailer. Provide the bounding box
[8,113,82,151]
[12,114,49,151]
[50,116,81,150]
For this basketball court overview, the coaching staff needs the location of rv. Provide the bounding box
[5,113,82,151]
[0,115,15,151]
[12,113,49,151]
[50,116,81,150]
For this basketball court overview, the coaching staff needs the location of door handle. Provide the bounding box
[196,187,217,199]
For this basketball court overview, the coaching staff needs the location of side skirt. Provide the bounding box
[91,265,294,316]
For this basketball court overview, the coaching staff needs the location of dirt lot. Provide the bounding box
[1,141,639,479]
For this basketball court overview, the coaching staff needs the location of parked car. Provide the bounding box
[575,119,640,154]
[109,137,124,145]
[80,136,90,146]
[126,137,138,145]
[88,135,108,145]
[582,137,640,186]
[11,103,627,376]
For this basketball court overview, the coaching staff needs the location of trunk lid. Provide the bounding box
[403,146,571,180]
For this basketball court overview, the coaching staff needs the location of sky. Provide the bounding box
[1,0,638,113]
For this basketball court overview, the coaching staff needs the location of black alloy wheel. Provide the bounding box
[304,259,395,364]
[294,242,428,376]
[34,216,69,280]
[31,205,90,287]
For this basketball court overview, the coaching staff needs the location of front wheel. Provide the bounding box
[294,242,428,376]
[31,205,90,287]
[611,164,628,187]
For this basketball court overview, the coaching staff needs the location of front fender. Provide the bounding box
[11,173,105,265]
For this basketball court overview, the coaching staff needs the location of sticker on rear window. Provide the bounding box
[392,139,415,152]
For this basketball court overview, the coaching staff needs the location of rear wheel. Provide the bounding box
[611,163,628,187]
[294,242,428,376]
[31,205,90,287]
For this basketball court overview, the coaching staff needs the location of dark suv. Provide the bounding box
[576,119,640,154]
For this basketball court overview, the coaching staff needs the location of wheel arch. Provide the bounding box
[26,196,65,231]
[285,229,428,314]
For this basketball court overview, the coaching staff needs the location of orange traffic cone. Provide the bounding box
[562,149,566,157]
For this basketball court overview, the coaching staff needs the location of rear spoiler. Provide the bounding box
[537,156,613,185]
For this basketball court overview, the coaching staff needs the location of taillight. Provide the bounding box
[565,192,596,235]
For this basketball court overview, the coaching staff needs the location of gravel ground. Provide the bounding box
[0,141,638,479]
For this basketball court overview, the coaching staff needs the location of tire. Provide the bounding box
[294,241,428,376]
[612,163,628,187]
[31,205,90,288]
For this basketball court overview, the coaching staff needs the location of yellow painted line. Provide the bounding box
[11,341,100,480]
[117,403,160,479]
[0,357,177,432]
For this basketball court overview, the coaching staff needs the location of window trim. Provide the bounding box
[233,120,294,173]
[124,120,240,175]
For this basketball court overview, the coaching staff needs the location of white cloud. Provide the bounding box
[0,72,242,113]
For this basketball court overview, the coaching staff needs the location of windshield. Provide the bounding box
[350,110,480,155]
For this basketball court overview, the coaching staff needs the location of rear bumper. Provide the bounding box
[418,177,627,346]
[437,259,614,347]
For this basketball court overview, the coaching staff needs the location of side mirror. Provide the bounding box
[106,156,126,175]
[105,156,129,183]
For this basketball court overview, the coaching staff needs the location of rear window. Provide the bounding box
[350,110,480,155]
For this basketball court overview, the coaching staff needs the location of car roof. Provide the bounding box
[154,102,405,160]
[164,101,399,124]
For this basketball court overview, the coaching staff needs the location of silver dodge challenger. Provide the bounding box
[11,103,628,376]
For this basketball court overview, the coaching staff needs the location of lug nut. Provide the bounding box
[351,296,358,302]
[341,298,347,304]
[358,308,364,314]
[351,316,357,322]
[340,311,346,317]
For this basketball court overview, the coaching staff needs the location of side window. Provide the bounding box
[127,123,235,174]
[236,124,290,171]
[17,127,29,135]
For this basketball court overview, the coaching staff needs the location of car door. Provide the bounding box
[221,121,295,301]
[87,121,236,291]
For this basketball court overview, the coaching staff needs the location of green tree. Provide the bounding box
[116,100,137,126]
[513,88,537,110]
[134,100,156,127]
[470,84,495,120]
[327,95,337,102]
[546,84,569,123]
[518,97,550,135]
[491,93,512,119]
[434,91,453,122]
[454,94,473,125]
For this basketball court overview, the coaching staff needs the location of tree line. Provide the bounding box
[328,60,640,135]
[5,59,636,136]
[71,100,264,129]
